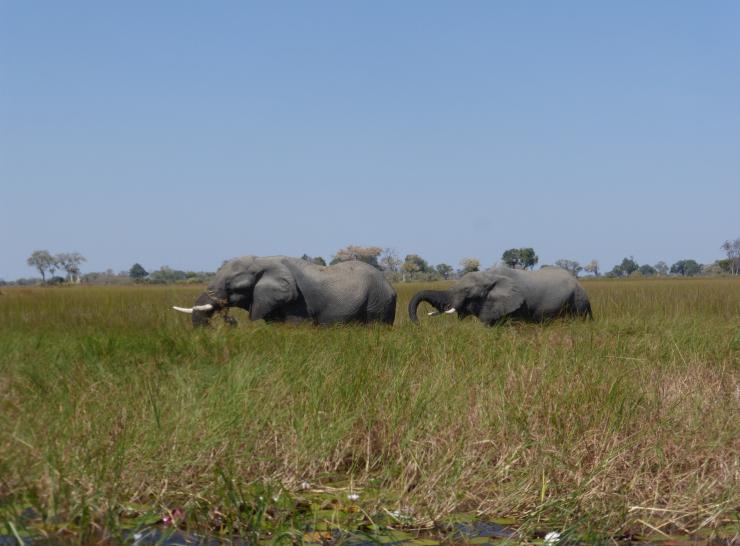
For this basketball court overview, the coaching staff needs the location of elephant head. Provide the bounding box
[409,271,525,325]
[173,257,302,327]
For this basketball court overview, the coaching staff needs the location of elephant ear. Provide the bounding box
[249,266,298,321]
[479,275,525,323]
[229,274,255,293]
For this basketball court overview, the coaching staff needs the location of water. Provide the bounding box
[1,521,735,546]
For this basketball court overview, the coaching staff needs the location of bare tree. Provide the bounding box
[379,248,402,273]
[721,238,740,275]
[331,245,383,268]
[47,256,60,279]
[459,258,480,275]
[57,252,86,283]
[27,250,55,282]
[583,260,599,276]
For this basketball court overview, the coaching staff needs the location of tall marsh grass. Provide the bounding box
[0,279,738,539]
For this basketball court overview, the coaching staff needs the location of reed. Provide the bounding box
[0,278,737,541]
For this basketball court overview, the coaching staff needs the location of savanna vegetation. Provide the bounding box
[6,238,739,288]
[0,278,738,544]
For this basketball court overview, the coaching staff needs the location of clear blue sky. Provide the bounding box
[2,2,738,280]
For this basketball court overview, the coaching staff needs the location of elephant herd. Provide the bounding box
[172,255,592,327]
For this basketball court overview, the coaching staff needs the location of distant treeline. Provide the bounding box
[3,240,738,286]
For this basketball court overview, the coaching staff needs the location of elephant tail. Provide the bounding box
[408,290,451,324]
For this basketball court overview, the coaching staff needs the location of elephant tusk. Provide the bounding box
[427,308,455,316]
[172,304,214,314]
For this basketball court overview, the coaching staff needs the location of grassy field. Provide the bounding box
[0,278,738,543]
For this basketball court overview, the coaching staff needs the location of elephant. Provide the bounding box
[409,267,592,325]
[173,256,396,326]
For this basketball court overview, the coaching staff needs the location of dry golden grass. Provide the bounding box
[0,278,738,541]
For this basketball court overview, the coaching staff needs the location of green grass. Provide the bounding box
[0,279,738,542]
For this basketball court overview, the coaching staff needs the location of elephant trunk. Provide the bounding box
[408,290,452,324]
[191,291,221,327]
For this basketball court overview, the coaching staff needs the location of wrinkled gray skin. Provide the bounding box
[409,267,592,325]
[189,256,396,327]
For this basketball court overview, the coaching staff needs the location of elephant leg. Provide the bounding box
[574,288,593,319]
[560,291,591,319]
[256,306,287,323]
[573,300,593,319]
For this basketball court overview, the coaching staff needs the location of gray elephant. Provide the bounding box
[173,256,396,326]
[409,267,592,325]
